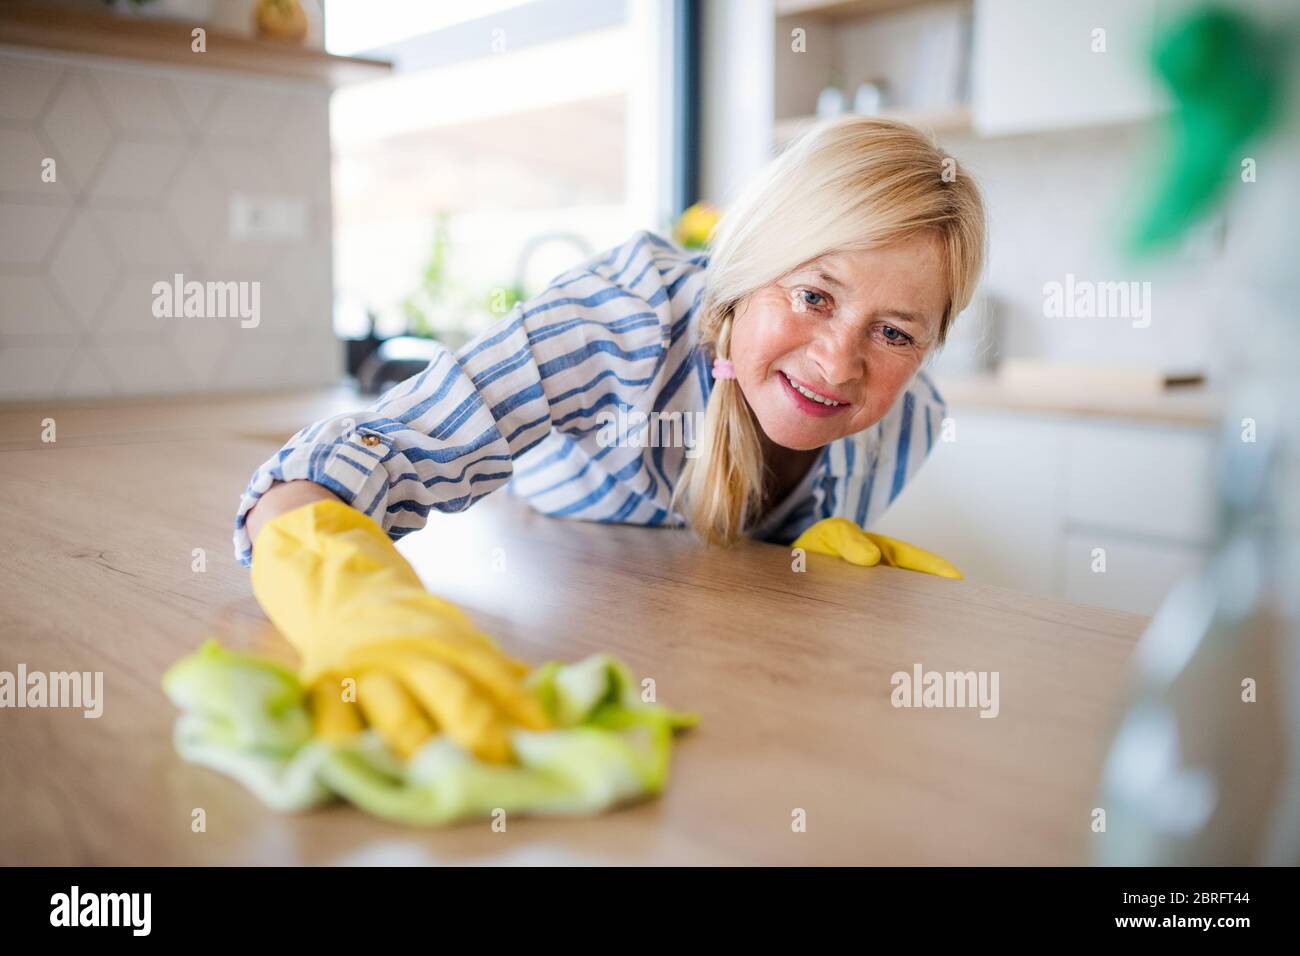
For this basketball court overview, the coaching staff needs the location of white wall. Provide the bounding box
[699,0,774,210]
[937,121,1230,380]
[0,49,339,399]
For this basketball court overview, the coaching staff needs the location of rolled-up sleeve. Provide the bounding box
[233,230,683,565]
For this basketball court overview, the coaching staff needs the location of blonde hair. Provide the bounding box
[672,115,986,547]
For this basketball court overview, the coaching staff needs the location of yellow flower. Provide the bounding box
[673,202,721,249]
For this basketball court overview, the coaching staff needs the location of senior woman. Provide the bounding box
[185,114,989,795]
[238,116,986,576]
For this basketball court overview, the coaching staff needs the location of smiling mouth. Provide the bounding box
[778,371,851,415]
[779,371,847,406]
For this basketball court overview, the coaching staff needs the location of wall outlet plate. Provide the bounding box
[229,194,308,242]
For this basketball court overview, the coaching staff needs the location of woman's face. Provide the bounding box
[728,233,949,451]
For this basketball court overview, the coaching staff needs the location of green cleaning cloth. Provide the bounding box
[162,641,698,825]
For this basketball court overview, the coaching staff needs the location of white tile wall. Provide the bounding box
[939,122,1230,380]
[0,48,339,400]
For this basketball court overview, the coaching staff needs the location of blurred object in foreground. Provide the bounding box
[1127,6,1282,255]
[1096,2,1300,865]
[1098,393,1299,863]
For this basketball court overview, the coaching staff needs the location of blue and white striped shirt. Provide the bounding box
[233,230,947,565]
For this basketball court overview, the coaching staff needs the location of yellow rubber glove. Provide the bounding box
[791,517,963,580]
[251,499,551,763]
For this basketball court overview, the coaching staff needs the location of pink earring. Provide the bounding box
[711,357,736,380]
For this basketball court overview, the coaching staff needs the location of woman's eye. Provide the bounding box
[787,287,829,314]
[877,324,915,348]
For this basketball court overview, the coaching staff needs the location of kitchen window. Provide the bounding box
[326,0,691,350]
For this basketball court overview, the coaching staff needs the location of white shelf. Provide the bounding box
[0,0,390,86]
[774,104,972,146]
[776,0,946,20]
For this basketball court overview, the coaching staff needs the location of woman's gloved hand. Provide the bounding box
[791,517,963,579]
[251,499,551,763]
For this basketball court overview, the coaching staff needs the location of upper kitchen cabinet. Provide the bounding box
[971,0,1168,136]
[771,0,975,150]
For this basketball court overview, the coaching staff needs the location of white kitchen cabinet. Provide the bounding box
[873,404,1218,615]
[873,410,1068,596]
[1063,530,1208,616]
[1065,421,1217,545]
[971,0,1165,135]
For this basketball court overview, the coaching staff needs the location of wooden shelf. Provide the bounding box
[774,104,972,146]
[936,373,1223,427]
[0,1,390,86]
[775,0,943,19]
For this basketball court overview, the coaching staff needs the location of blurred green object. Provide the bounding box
[400,212,529,343]
[1129,5,1286,255]
[484,281,526,319]
[401,211,452,339]
[1097,4,1300,865]
[163,641,698,826]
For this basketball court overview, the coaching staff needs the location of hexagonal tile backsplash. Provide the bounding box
[0,50,339,400]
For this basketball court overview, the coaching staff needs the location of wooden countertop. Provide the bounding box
[0,390,1147,865]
